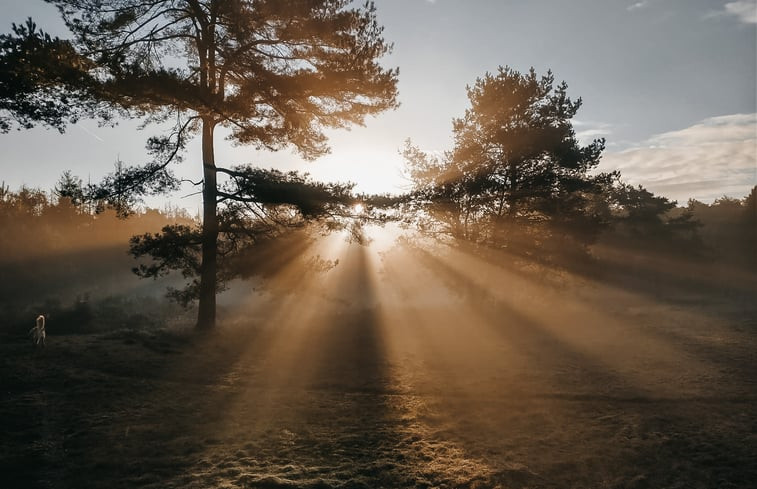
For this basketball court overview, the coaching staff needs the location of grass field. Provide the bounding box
[2,248,756,489]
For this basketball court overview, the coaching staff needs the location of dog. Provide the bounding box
[30,314,46,347]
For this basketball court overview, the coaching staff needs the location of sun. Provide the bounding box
[352,203,365,214]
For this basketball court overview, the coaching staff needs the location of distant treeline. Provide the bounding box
[579,185,756,300]
[0,183,196,261]
[600,185,757,269]
[684,193,757,268]
[2,179,755,291]
[0,183,196,334]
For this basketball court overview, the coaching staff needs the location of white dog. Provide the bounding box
[30,314,46,347]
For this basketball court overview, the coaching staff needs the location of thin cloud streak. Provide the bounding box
[627,1,648,12]
[574,120,614,145]
[599,114,757,203]
[704,0,757,24]
[76,123,104,142]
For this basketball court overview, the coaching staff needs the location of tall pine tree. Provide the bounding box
[405,67,614,260]
[0,1,398,328]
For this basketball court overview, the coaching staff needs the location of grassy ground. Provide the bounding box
[1,271,756,488]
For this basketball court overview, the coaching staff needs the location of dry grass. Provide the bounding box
[1,275,756,488]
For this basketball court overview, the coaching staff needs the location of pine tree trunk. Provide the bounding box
[196,118,218,330]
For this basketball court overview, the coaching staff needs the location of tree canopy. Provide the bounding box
[0,0,399,328]
[404,66,615,260]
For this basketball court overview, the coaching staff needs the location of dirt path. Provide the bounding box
[1,247,756,488]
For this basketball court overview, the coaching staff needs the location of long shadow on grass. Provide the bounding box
[407,244,757,488]
[69,241,411,489]
[1,236,331,488]
[576,243,757,307]
[0,324,252,489]
[165,243,425,488]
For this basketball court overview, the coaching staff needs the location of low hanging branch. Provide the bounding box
[216,166,355,217]
[127,163,406,307]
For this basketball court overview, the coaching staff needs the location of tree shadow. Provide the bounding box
[577,242,757,307]
[21,240,420,488]
[401,244,757,488]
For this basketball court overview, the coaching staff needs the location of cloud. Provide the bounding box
[725,0,757,23]
[574,120,614,145]
[627,1,648,11]
[599,114,757,203]
[706,0,757,23]
[576,128,612,141]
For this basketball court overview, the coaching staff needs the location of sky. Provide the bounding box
[0,0,755,212]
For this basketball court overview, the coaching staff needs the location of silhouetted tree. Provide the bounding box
[127,167,363,307]
[55,171,89,210]
[0,1,398,328]
[609,183,700,251]
[404,67,615,260]
[686,188,757,268]
[743,187,757,269]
